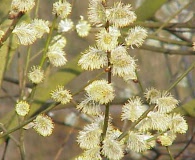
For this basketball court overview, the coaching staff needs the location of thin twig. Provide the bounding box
[167,61,195,92]
[154,2,192,34]
[166,146,174,160]
[174,129,195,159]
[1,138,9,160]
[140,44,194,55]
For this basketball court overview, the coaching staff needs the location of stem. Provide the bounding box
[0,102,59,139]
[101,19,111,142]
[54,127,75,160]
[167,61,195,92]
[135,70,144,93]
[19,129,25,160]
[166,146,174,160]
[117,105,155,141]
[39,15,57,68]
[140,44,194,55]
[1,138,9,160]
[34,0,40,18]
[101,103,110,141]
[21,47,31,98]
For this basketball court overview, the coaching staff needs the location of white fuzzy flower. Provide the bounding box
[96,28,118,51]
[88,0,106,25]
[156,91,178,113]
[31,19,50,38]
[136,111,170,132]
[11,0,35,12]
[28,66,44,84]
[76,16,91,37]
[77,97,102,116]
[125,26,147,48]
[77,122,102,149]
[102,129,124,160]
[58,19,73,33]
[110,45,137,79]
[13,22,37,45]
[168,113,188,134]
[85,80,115,104]
[78,46,107,70]
[127,132,155,152]
[157,131,176,146]
[50,85,72,104]
[144,88,161,104]
[33,114,54,137]
[53,0,72,19]
[108,2,137,28]
[15,101,30,116]
[47,44,67,67]
[121,97,147,122]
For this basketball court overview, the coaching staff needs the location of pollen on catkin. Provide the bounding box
[78,46,107,70]
[15,101,30,116]
[168,113,188,134]
[50,85,72,104]
[88,0,106,25]
[125,26,147,48]
[13,22,37,45]
[47,44,67,67]
[110,45,137,78]
[136,111,170,132]
[11,0,35,12]
[28,66,44,84]
[77,121,102,149]
[77,97,102,116]
[76,16,91,37]
[52,0,72,19]
[58,19,74,33]
[31,19,50,38]
[102,130,124,160]
[108,2,137,28]
[127,132,155,152]
[85,80,115,104]
[156,91,179,113]
[96,28,118,51]
[33,114,54,137]
[144,88,161,104]
[157,131,176,146]
[121,97,147,122]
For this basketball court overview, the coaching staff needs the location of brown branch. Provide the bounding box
[147,35,191,46]
[128,21,195,29]
[140,44,195,55]
[0,12,24,48]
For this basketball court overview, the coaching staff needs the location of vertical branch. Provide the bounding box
[19,129,25,160]
[20,47,31,98]
[1,138,9,160]
[166,146,174,160]
[40,15,57,67]
[101,19,111,141]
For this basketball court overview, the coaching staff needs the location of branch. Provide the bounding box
[140,44,195,55]
[0,12,24,48]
